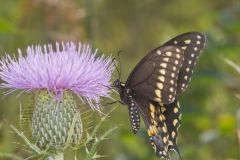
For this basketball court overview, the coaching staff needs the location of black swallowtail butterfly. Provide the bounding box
[113,32,206,159]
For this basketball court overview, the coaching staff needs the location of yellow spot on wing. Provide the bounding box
[151,112,155,118]
[181,46,187,50]
[149,126,155,135]
[152,125,158,134]
[173,119,178,126]
[159,69,166,75]
[163,57,169,62]
[160,114,166,121]
[157,83,163,89]
[169,140,173,146]
[176,54,180,59]
[160,63,167,68]
[155,90,161,97]
[172,131,176,138]
[154,97,161,102]
[166,52,172,56]
[150,104,155,112]
[163,136,167,143]
[158,76,165,82]
[184,39,191,44]
[173,66,177,71]
[148,129,152,136]
[153,120,158,126]
[174,107,179,113]
[161,107,166,112]
[159,115,163,121]
[162,126,167,133]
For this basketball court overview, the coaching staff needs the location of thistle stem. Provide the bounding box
[48,152,64,160]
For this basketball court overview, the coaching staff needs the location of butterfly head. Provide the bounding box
[113,79,134,105]
[113,79,125,92]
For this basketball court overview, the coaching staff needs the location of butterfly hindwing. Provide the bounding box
[134,97,170,159]
[161,99,182,155]
[162,32,206,93]
[127,46,185,104]
[134,97,182,159]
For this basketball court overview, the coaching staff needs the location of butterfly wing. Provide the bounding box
[162,32,206,93]
[134,97,182,159]
[126,45,185,104]
[134,97,170,159]
[161,99,182,154]
[122,32,206,158]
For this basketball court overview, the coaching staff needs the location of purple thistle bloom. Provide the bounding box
[0,42,114,110]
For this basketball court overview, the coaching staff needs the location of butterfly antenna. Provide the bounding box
[117,50,122,79]
[112,57,121,80]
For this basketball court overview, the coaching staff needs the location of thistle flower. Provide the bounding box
[0,42,113,109]
[0,42,114,156]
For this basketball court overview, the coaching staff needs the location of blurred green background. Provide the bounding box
[0,0,240,160]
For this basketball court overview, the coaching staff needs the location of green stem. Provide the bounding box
[48,152,64,160]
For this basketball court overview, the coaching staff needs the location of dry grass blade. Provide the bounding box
[224,59,240,74]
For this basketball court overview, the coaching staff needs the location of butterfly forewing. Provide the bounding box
[126,46,185,104]
[163,32,206,93]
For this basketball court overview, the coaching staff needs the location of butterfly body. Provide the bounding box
[113,80,141,133]
[113,32,206,159]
